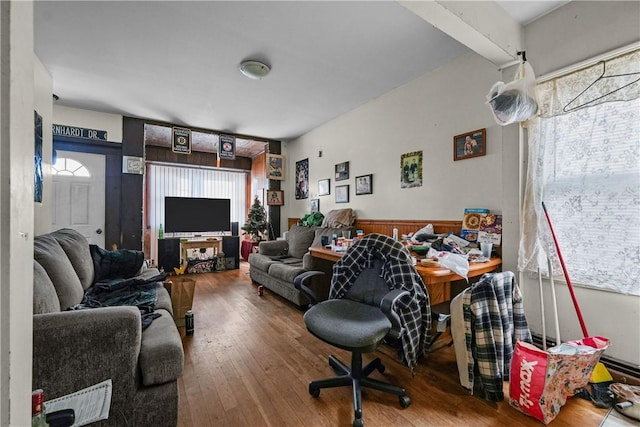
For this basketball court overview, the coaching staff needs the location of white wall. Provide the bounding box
[520,1,640,366]
[53,105,123,143]
[0,2,35,425]
[34,56,53,236]
[285,51,502,221]
[284,1,640,367]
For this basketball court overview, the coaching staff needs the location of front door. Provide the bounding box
[52,150,106,247]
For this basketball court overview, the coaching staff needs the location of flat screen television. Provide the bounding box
[164,197,231,233]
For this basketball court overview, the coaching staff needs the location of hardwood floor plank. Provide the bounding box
[176,263,608,426]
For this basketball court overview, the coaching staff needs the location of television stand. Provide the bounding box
[180,239,222,264]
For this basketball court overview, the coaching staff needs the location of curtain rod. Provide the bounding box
[146,160,250,174]
[536,41,640,84]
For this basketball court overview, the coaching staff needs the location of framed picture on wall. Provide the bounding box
[355,174,372,195]
[318,178,330,196]
[266,190,284,206]
[454,128,486,161]
[400,151,423,189]
[335,185,349,203]
[295,158,309,199]
[310,199,319,213]
[266,153,285,180]
[335,161,349,181]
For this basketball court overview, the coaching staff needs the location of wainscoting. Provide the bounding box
[288,217,463,238]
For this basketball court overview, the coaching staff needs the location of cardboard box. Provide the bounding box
[164,278,195,327]
[461,208,489,242]
[477,214,502,246]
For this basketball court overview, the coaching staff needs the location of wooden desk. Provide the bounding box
[308,246,502,304]
[180,239,222,262]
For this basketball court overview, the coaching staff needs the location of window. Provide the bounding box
[52,157,90,177]
[519,49,640,296]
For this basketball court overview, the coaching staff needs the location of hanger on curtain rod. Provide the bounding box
[563,60,640,112]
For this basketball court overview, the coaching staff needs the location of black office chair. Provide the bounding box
[294,234,430,427]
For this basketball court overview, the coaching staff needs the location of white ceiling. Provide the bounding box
[34,1,568,143]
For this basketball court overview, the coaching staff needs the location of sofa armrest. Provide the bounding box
[258,240,289,256]
[33,307,142,400]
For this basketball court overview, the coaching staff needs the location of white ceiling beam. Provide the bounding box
[398,1,523,66]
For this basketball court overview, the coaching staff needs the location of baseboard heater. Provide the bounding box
[531,333,640,380]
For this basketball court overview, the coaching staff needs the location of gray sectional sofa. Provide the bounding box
[33,228,184,426]
[248,224,355,307]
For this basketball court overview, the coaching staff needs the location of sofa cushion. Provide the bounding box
[51,229,95,290]
[138,309,184,386]
[154,282,173,314]
[34,235,85,310]
[311,226,356,247]
[287,225,316,259]
[33,260,61,314]
[248,253,279,272]
[268,262,306,283]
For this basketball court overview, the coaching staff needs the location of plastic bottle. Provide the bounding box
[158,223,164,239]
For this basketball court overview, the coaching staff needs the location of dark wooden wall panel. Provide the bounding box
[122,118,145,250]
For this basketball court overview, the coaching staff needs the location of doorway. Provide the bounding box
[52,150,106,247]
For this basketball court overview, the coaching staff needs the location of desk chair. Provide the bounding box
[294,234,429,427]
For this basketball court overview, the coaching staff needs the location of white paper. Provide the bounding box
[45,379,112,426]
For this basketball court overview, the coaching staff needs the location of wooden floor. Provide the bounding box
[176,263,607,427]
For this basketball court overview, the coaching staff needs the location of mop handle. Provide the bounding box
[541,201,589,337]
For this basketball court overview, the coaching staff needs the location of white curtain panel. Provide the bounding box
[519,50,640,296]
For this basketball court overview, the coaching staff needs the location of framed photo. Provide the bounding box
[310,199,319,213]
[295,158,309,199]
[266,153,285,180]
[318,178,330,196]
[355,174,372,195]
[335,185,349,203]
[266,190,284,206]
[454,128,486,161]
[400,151,423,189]
[335,161,349,181]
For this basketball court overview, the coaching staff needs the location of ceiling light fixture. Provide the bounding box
[239,60,271,80]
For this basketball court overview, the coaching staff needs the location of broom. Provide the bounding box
[541,202,612,384]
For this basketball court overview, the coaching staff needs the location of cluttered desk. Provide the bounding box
[308,245,501,305]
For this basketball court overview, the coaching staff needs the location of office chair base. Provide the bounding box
[308,353,411,427]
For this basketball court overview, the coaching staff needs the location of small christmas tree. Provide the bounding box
[241,197,269,241]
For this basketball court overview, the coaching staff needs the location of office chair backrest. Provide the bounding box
[344,258,406,339]
[344,259,390,306]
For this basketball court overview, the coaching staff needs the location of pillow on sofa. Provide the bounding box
[321,208,356,228]
[287,225,316,259]
[311,226,356,248]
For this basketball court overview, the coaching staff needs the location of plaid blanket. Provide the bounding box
[330,233,431,373]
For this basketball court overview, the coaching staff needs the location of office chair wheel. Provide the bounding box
[399,395,411,408]
[353,418,364,427]
[309,385,320,398]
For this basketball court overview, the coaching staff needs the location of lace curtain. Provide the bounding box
[518,50,640,296]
